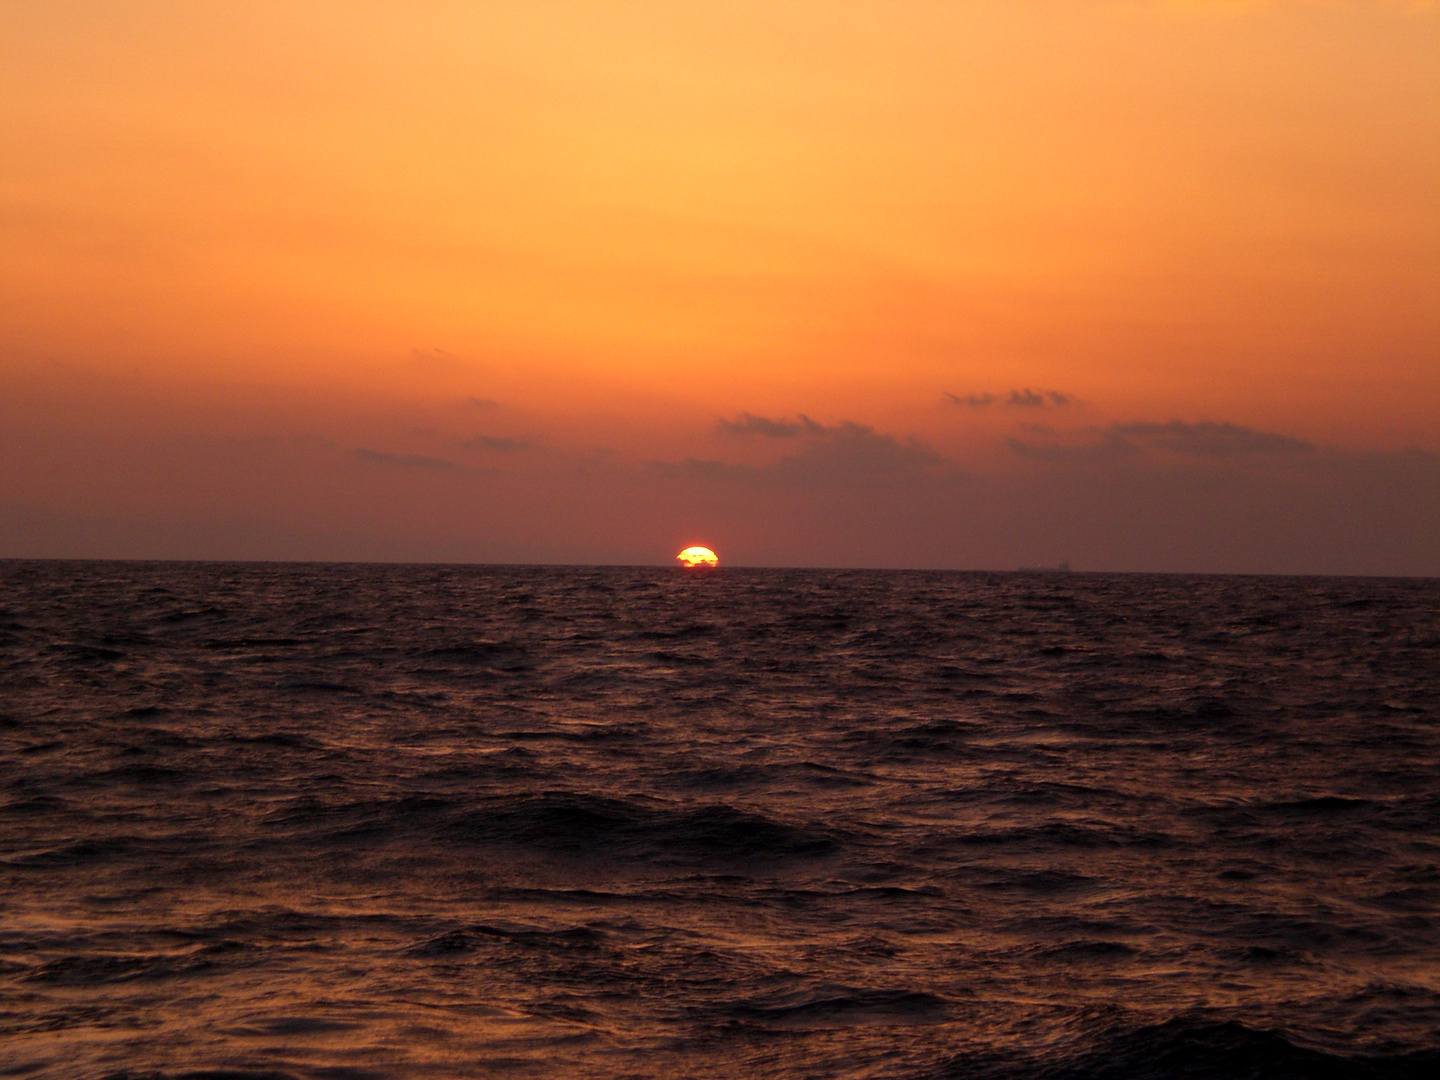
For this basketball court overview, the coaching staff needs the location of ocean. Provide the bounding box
[2,560,1438,1079]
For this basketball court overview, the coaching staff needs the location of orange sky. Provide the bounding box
[2,2,1437,570]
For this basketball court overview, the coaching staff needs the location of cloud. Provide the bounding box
[1008,388,1074,408]
[650,457,762,483]
[715,412,826,438]
[464,396,499,409]
[946,389,1074,409]
[1009,431,1140,463]
[659,419,948,488]
[353,447,458,470]
[5,361,1432,575]
[777,422,945,485]
[1115,420,1314,456]
[461,434,529,452]
[1010,419,1316,463]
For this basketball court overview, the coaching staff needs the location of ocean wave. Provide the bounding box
[2,562,1438,1078]
[939,1018,1440,1080]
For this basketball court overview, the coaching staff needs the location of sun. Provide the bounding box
[677,545,719,569]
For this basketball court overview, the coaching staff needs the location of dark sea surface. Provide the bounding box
[3,561,1440,1080]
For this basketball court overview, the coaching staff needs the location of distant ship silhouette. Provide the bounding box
[1018,560,1072,572]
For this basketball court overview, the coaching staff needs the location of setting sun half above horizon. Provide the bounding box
[677,547,720,569]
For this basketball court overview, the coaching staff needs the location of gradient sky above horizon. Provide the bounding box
[2,1,1437,573]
